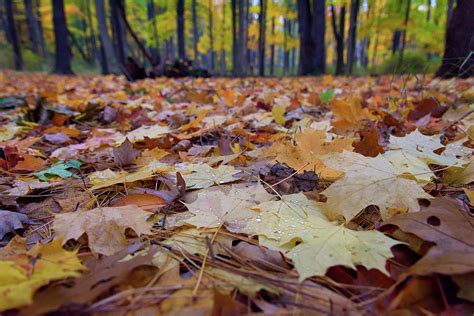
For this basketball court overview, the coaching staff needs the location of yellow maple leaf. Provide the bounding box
[245,193,400,280]
[0,239,84,312]
[178,164,242,189]
[264,128,353,180]
[321,151,432,221]
[53,206,153,255]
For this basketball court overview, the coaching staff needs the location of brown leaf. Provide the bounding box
[407,98,448,121]
[113,138,141,167]
[383,198,474,275]
[353,125,385,157]
[111,193,166,210]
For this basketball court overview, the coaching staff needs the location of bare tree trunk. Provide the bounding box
[52,0,73,74]
[270,16,275,75]
[426,0,431,21]
[220,1,226,75]
[283,18,289,75]
[258,0,266,76]
[208,0,215,71]
[446,0,455,28]
[86,0,98,63]
[312,0,326,74]
[238,0,247,75]
[436,0,474,78]
[192,0,199,64]
[110,0,127,64]
[5,0,22,70]
[24,0,40,54]
[147,0,160,64]
[177,0,185,60]
[347,0,360,75]
[35,0,47,59]
[297,0,315,75]
[330,5,345,75]
[95,0,120,74]
[231,0,238,75]
[399,0,411,63]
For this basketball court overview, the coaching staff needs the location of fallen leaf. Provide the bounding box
[113,138,141,167]
[0,210,29,239]
[322,151,432,221]
[34,160,82,181]
[178,163,242,189]
[246,193,400,280]
[384,198,474,275]
[53,206,153,255]
[353,125,385,157]
[111,193,166,210]
[10,155,46,173]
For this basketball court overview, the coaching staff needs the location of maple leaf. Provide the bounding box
[352,125,384,157]
[113,138,141,167]
[331,98,374,131]
[0,210,29,239]
[443,161,474,185]
[0,239,84,312]
[89,161,173,190]
[184,183,274,232]
[245,193,400,280]
[384,198,474,275]
[34,160,82,181]
[53,206,153,255]
[321,151,432,221]
[264,128,353,181]
[118,124,170,143]
[178,163,243,189]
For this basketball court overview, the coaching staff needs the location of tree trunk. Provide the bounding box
[238,0,247,75]
[220,1,226,75]
[330,5,345,75]
[110,0,127,64]
[258,0,266,76]
[86,0,98,63]
[177,0,185,60]
[5,0,22,70]
[399,0,411,63]
[52,0,73,74]
[297,0,315,75]
[147,0,160,64]
[436,0,474,78]
[192,0,199,64]
[24,0,40,54]
[312,0,326,74]
[426,0,431,22]
[95,0,120,74]
[0,4,12,44]
[446,0,455,28]
[347,0,360,75]
[35,0,47,59]
[231,0,238,75]
[269,16,275,75]
[208,0,214,71]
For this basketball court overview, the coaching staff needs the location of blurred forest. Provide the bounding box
[0,0,473,78]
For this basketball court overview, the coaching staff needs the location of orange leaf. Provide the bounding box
[10,154,46,172]
[112,194,166,210]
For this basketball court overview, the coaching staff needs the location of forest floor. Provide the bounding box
[0,71,473,314]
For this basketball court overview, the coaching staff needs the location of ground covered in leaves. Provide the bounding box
[0,71,473,315]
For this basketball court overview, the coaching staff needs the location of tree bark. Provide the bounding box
[177,0,185,60]
[270,16,275,75]
[238,0,247,75]
[297,0,315,75]
[24,0,40,54]
[312,0,326,74]
[258,0,267,76]
[283,18,289,75]
[436,0,474,78]
[147,0,160,64]
[5,0,22,70]
[35,0,47,59]
[208,0,215,71]
[86,0,98,63]
[191,0,199,64]
[95,0,120,74]
[110,0,127,64]
[52,0,73,74]
[220,1,226,75]
[330,4,345,75]
[347,0,360,75]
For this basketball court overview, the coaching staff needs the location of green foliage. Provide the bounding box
[371,51,440,75]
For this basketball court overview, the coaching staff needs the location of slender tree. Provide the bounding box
[5,0,22,70]
[312,0,326,74]
[330,4,345,75]
[52,0,73,74]
[347,0,360,74]
[192,0,199,64]
[220,1,226,74]
[436,0,474,78]
[258,0,267,76]
[35,0,47,59]
[147,0,161,63]
[86,0,98,63]
[95,0,120,74]
[24,0,40,54]
[109,0,127,64]
[270,16,275,76]
[208,0,215,71]
[177,0,185,60]
[238,0,247,75]
[399,0,411,63]
[231,0,238,75]
[297,0,315,75]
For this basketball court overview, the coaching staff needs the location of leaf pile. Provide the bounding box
[0,71,473,314]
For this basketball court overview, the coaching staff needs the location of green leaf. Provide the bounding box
[34,160,82,181]
[319,89,334,103]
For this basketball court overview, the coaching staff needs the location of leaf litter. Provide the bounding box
[0,72,473,314]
